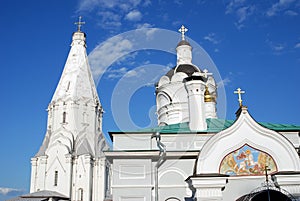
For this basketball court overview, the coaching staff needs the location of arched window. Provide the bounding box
[62,112,66,123]
[78,188,83,201]
[54,171,58,186]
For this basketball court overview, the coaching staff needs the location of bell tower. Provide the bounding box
[30,17,109,201]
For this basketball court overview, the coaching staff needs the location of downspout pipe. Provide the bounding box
[151,132,166,201]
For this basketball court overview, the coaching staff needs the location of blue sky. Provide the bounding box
[0,0,300,200]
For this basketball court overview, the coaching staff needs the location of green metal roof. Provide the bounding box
[118,118,300,134]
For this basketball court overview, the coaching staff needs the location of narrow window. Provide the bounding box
[66,81,70,91]
[83,112,87,123]
[62,112,66,123]
[54,171,58,186]
[78,188,83,201]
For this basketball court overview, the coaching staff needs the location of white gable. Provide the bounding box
[196,106,300,174]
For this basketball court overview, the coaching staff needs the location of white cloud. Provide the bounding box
[143,0,151,6]
[284,10,298,16]
[125,10,142,21]
[124,69,140,78]
[78,0,142,12]
[266,0,296,17]
[236,6,255,23]
[172,20,181,27]
[217,77,231,88]
[295,43,300,48]
[225,1,255,29]
[97,11,122,29]
[136,23,153,29]
[0,187,24,196]
[266,39,286,54]
[273,44,285,51]
[135,24,158,40]
[107,67,129,79]
[89,36,134,81]
[225,0,246,14]
[77,0,148,29]
[174,0,183,6]
[203,33,220,44]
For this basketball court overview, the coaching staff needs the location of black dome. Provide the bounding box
[165,67,175,79]
[177,40,191,47]
[164,64,201,79]
[175,64,200,77]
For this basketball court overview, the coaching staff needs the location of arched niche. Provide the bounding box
[158,76,170,88]
[219,144,277,176]
[157,92,171,109]
[159,168,187,185]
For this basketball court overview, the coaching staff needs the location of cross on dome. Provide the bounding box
[178,25,188,40]
[75,16,85,32]
[234,88,245,107]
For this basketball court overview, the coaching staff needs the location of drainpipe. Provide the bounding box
[151,132,166,201]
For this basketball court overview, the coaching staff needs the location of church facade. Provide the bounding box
[27,22,300,201]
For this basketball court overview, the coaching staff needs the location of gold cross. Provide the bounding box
[234,88,245,107]
[178,25,188,40]
[75,16,85,32]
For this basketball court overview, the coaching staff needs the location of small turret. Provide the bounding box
[184,75,207,131]
[176,25,192,65]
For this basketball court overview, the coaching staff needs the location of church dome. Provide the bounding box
[165,64,201,79]
[165,68,175,79]
[177,40,191,47]
[175,64,200,76]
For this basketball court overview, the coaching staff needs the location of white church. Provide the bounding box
[8,20,300,201]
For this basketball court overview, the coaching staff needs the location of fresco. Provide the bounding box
[219,144,277,176]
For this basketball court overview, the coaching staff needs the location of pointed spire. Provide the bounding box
[51,19,99,104]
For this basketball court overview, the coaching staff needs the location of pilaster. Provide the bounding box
[30,157,38,192]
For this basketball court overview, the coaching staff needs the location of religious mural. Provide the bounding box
[219,144,277,176]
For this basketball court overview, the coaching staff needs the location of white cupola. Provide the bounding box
[156,25,218,130]
[176,25,192,65]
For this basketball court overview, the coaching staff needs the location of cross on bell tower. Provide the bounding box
[75,16,85,32]
[234,88,245,107]
[178,25,188,40]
